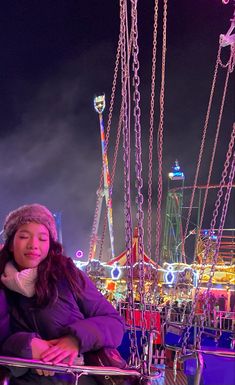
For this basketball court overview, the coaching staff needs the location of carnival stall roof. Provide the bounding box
[106,227,158,279]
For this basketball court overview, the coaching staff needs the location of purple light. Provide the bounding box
[75,250,83,259]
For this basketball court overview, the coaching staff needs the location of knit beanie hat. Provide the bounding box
[3,204,58,241]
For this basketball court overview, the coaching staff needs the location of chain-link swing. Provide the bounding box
[119,0,169,383]
[163,11,235,382]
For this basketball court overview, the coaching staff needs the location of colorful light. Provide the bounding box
[168,160,185,180]
[75,250,84,259]
[165,265,175,284]
[92,94,115,260]
[111,264,121,280]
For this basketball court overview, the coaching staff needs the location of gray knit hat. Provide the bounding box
[3,203,57,241]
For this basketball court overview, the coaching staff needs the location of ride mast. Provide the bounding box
[91,94,115,260]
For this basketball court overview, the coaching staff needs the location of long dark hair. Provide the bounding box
[0,233,86,307]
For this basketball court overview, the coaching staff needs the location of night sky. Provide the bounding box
[0,0,234,261]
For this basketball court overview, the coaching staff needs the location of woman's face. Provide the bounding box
[11,222,50,271]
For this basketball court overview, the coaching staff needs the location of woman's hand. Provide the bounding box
[31,337,55,376]
[40,335,79,366]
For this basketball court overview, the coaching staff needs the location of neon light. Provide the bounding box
[111,264,121,280]
[165,265,175,284]
[193,271,199,287]
[168,171,185,180]
[75,250,83,259]
[202,230,217,240]
[168,160,185,180]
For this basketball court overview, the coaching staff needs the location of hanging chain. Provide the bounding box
[184,44,222,245]
[147,0,159,263]
[181,123,235,352]
[199,43,234,235]
[98,210,108,261]
[186,11,235,245]
[146,0,159,332]
[155,0,168,263]
[131,0,147,374]
[99,101,124,261]
[228,43,235,72]
[218,18,235,71]
[88,168,104,260]
[98,33,122,261]
[197,145,235,347]
[106,32,122,146]
[120,0,139,368]
[88,30,121,261]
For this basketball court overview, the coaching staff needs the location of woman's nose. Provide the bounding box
[27,238,39,249]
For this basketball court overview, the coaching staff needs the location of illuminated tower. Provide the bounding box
[89,95,115,260]
[161,160,185,264]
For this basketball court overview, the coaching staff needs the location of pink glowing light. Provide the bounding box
[75,250,83,259]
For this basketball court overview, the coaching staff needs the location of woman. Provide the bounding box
[0,204,125,384]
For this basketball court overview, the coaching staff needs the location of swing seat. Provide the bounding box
[118,329,144,362]
[164,324,185,347]
[200,329,234,349]
[200,328,221,348]
[184,347,235,385]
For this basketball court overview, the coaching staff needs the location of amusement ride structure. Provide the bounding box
[0,1,235,385]
[82,0,235,383]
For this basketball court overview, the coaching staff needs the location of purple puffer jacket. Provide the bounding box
[1,269,125,359]
[0,289,10,346]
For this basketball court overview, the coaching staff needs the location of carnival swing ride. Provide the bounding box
[0,1,235,384]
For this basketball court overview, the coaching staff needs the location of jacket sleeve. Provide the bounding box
[65,270,126,353]
[0,332,39,377]
[1,331,39,358]
[0,290,36,378]
[0,289,10,345]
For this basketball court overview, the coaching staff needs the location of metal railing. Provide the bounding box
[117,302,235,333]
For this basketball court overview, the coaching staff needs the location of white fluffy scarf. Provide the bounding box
[1,261,37,297]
